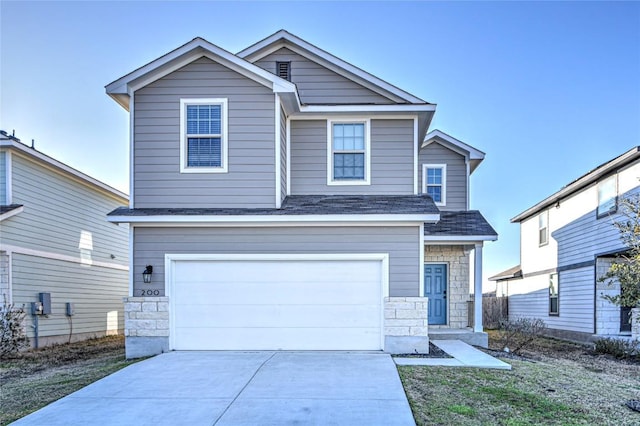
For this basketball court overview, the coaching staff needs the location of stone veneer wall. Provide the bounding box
[0,251,9,303]
[123,296,169,358]
[384,296,429,353]
[424,245,471,329]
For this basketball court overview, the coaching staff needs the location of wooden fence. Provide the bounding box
[467,296,508,329]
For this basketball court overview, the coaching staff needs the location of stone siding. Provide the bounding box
[424,245,471,328]
[124,296,170,337]
[384,296,429,353]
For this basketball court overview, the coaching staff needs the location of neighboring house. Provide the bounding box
[0,131,129,347]
[105,30,497,358]
[491,147,640,342]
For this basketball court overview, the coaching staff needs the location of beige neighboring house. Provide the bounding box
[0,131,129,347]
[491,147,640,342]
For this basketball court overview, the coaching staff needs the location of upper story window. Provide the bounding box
[327,120,370,185]
[276,61,291,81]
[422,164,447,206]
[538,211,548,246]
[179,98,228,174]
[549,273,559,315]
[597,174,617,218]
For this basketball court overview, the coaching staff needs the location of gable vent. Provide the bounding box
[276,61,291,81]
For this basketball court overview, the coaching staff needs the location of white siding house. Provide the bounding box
[491,147,640,341]
[0,133,129,347]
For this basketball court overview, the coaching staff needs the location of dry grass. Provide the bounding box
[399,332,640,425]
[0,336,139,425]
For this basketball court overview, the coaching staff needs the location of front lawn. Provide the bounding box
[399,333,640,425]
[0,336,139,426]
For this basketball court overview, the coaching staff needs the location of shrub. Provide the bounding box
[497,317,547,354]
[594,337,640,359]
[0,301,30,358]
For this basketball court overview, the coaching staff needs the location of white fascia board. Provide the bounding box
[237,30,428,104]
[105,38,296,107]
[109,213,440,225]
[0,205,24,222]
[422,130,486,160]
[424,235,498,242]
[301,104,435,114]
[0,140,128,202]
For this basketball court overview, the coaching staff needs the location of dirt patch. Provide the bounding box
[393,342,453,358]
[0,336,139,426]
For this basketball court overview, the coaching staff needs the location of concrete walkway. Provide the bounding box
[11,351,416,426]
[394,339,512,370]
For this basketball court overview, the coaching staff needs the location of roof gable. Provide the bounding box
[106,37,298,110]
[237,30,429,105]
[422,130,485,173]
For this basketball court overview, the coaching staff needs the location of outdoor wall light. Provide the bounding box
[142,265,153,284]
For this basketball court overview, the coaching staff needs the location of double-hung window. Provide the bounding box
[328,120,370,185]
[180,98,228,173]
[597,174,617,218]
[422,164,447,206]
[538,211,548,246]
[549,273,559,315]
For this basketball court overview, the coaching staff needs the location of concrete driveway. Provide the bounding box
[12,351,415,426]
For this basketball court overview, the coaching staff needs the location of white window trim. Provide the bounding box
[597,174,618,218]
[179,98,229,174]
[326,119,371,186]
[538,211,549,247]
[422,164,447,206]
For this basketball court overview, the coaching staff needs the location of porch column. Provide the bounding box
[473,243,483,332]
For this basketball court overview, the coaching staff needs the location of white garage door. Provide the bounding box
[169,255,385,351]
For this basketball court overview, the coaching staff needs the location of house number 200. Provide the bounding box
[139,289,161,296]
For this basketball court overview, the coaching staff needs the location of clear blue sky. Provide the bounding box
[2,1,639,287]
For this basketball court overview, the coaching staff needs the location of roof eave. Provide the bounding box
[107,213,440,224]
[511,146,640,223]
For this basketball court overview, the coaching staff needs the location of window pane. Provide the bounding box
[187,137,221,167]
[427,186,442,202]
[598,176,617,215]
[427,168,442,185]
[334,153,364,180]
[550,297,558,314]
[186,104,221,135]
[333,123,364,151]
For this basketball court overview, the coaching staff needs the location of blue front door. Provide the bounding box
[425,264,447,325]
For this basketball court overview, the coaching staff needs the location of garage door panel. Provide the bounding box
[173,260,380,284]
[172,279,381,305]
[174,304,382,328]
[171,257,384,351]
[173,327,381,351]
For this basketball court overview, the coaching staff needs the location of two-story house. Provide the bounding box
[0,132,129,347]
[105,30,497,358]
[491,147,640,342]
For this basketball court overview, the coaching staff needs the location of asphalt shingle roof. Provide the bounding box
[423,211,497,237]
[108,195,439,217]
[0,204,23,215]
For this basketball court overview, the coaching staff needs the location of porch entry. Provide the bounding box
[425,264,447,325]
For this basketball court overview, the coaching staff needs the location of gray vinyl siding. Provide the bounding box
[2,154,129,265]
[253,47,395,105]
[418,142,467,211]
[508,267,594,334]
[0,150,6,203]
[134,57,276,208]
[280,104,287,202]
[11,253,128,339]
[553,186,640,268]
[133,226,420,297]
[290,119,414,195]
